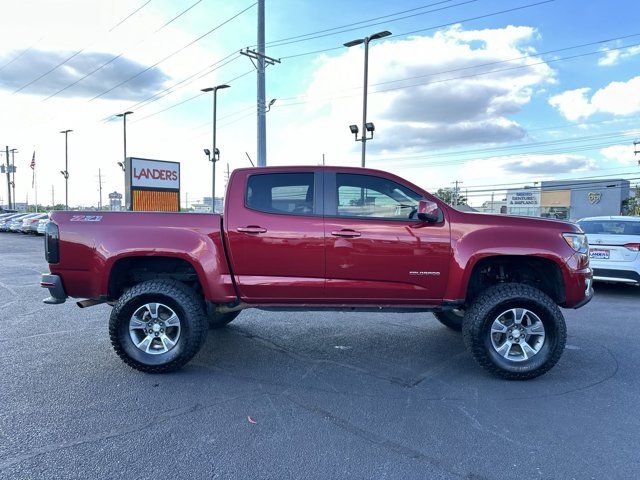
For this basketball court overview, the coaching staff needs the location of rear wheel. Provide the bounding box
[434,309,464,331]
[208,310,241,329]
[462,283,566,380]
[109,279,208,373]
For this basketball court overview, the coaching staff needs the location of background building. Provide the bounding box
[541,179,630,220]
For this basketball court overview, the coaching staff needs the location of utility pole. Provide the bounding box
[224,162,230,191]
[634,140,640,162]
[97,168,104,210]
[60,129,72,210]
[51,185,54,208]
[452,180,463,206]
[322,153,325,166]
[240,1,281,167]
[4,146,11,209]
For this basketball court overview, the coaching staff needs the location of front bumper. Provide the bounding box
[41,274,67,304]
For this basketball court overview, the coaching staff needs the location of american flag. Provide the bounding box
[31,151,35,187]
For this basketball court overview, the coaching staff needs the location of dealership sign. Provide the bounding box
[131,158,180,189]
[125,157,180,212]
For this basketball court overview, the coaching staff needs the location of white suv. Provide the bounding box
[578,216,640,285]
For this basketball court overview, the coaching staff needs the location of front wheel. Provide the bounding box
[462,283,566,380]
[109,279,209,373]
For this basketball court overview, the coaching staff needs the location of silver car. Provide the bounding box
[22,213,48,234]
[578,216,640,285]
[2,213,29,232]
[36,217,50,235]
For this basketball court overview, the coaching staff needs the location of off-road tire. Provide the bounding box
[462,283,566,380]
[208,310,241,329]
[109,279,208,373]
[434,310,464,331]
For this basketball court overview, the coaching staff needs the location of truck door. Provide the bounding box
[323,171,450,304]
[224,169,325,302]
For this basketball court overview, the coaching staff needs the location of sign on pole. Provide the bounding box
[125,157,180,212]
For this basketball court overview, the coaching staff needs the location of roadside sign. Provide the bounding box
[125,157,180,212]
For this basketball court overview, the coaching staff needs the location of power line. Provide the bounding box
[267,0,477,49]
[133,69,253,123]
[273,39,640,108]
[264,0,458,46]
[0,36,46,73]
[108,0,153,32]
[89,2,256,102]
[268,0,554,51]
[44,0,208,102]
[12,0,155,94]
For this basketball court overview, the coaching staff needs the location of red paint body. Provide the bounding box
[47,166,592,309]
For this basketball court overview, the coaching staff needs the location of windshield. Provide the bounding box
[578,220,640,236]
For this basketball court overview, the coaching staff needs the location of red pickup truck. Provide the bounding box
[41,166,593,379]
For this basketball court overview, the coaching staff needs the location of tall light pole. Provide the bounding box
[201,84,229,213]
[116,111,133,175]
[344,30,391,167]
[9,148,17,208]
[60,130,72,209]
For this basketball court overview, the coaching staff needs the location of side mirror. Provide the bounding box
[417,199,439,223]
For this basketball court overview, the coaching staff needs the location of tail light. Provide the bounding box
[624,243,640,251]
[45,222,60,263]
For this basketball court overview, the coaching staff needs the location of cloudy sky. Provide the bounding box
[0,0,639,208]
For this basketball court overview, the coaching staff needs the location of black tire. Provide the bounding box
[462,283,566,380]
[109,279,208,373]
[208,310,241,329]
[434,310,464,331]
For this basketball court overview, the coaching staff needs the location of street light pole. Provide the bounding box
[344,30,391,168]
[116,111,133,175]
[60,130,72,209]
[201,85,230,213]
[9,148,17,208]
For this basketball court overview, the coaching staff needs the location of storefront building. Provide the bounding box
[505,179,631,220]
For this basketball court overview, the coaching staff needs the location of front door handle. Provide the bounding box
[237,226,267,234]
[331,229,361,238]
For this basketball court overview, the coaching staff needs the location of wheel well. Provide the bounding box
[466,256,565,305]
[108,256,202,300]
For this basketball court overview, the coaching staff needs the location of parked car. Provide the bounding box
[578,216,640,285]
[0,213,28,232]
[8,213,38,232]
[41,166,593,379]
[36,217,50,235]
[21,213,48,234]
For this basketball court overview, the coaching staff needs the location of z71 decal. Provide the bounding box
[70,215,103,222]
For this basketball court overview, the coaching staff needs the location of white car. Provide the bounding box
[578,216,640,285]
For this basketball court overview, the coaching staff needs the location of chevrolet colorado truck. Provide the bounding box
[41,166,593,379]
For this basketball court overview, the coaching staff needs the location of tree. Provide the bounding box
[434,187,467,206]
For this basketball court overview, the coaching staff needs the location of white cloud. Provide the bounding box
[600,144,637,164]
[549,76,640,120]
[598,45,640,66]
[278,24,555,160]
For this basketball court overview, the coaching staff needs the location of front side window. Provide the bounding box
[246,173,315,215]
[336,173,421,220]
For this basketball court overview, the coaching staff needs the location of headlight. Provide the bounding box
[563,233,588,254]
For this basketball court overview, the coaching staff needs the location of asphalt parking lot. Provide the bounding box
[1,234,639,479]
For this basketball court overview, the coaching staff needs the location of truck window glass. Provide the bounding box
[246,173,315,215]
[336,173,421,219]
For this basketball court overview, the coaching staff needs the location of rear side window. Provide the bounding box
[246,173,315,215]
[579,220,640,235]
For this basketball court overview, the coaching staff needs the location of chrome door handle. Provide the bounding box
[331,229,361,238]
[237,226,267,234]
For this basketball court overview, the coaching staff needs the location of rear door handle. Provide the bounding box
[237,226,267,234]
[331,229,361,238]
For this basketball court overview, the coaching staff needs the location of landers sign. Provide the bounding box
[125,157,180,211]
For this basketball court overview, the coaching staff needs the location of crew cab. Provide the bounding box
[41,166,593,379]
